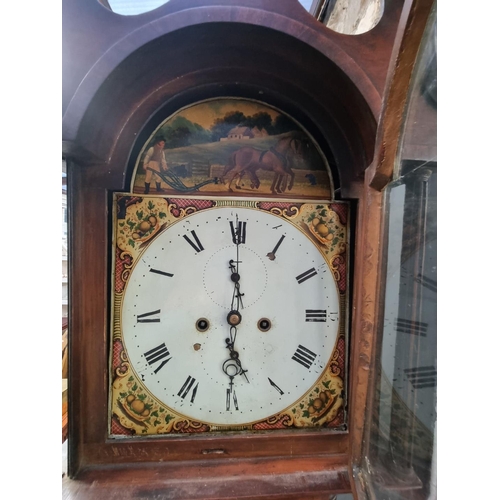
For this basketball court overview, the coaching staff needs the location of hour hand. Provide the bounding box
[234,283,244,309]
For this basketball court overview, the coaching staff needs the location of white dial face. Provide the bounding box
[121,207,340,425]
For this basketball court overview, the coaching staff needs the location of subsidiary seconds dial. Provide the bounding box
[121,206,340,426]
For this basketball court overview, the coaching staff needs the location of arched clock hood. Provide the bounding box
[62,0,403,197]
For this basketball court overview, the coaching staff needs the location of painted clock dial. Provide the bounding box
[119,206,340,426]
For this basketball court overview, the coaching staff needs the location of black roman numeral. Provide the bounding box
[268,378,284,395]
[230,221,246,244]
[149,268,174,277]
[178,376,198,402]
[183,231,204,253]
[226,388,239,410]
[292,345,317,369]
[404,366,437,389]
[137,309,161,323]
[296,268,317,284]
[305,309,327,322]
[144,343,171,373]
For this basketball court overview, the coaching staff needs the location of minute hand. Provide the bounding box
[229,217,245,311]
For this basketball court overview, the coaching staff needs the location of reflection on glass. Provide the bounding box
[367,163,436,499]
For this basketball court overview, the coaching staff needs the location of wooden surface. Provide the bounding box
[62,457,351,499]
[367,0,436,190]
[347,184,384,470]
[63,319,69,442]
[63,0,402,131]
[63,382,68,443]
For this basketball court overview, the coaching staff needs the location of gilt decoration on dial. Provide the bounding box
[110,195,349,436]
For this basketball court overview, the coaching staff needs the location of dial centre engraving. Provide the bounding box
[203,245,268,309]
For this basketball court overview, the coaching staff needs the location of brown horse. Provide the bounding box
[221,133,308,194]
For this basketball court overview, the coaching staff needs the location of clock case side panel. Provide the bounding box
[67,158,114,477]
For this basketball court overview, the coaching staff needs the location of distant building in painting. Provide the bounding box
[220,125,269,141]
[225,126,253,140]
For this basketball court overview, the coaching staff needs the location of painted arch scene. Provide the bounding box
[131,99,334,200]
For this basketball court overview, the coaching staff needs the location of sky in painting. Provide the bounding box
[177,99,281,130]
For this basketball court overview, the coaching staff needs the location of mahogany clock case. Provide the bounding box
[64,0,387,483]
[63,2,438,498]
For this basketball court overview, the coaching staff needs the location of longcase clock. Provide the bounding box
[63,0,426,497]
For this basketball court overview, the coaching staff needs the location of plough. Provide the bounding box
[146,167,219,192]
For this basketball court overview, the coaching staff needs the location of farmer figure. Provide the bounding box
[143,136,168,194]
